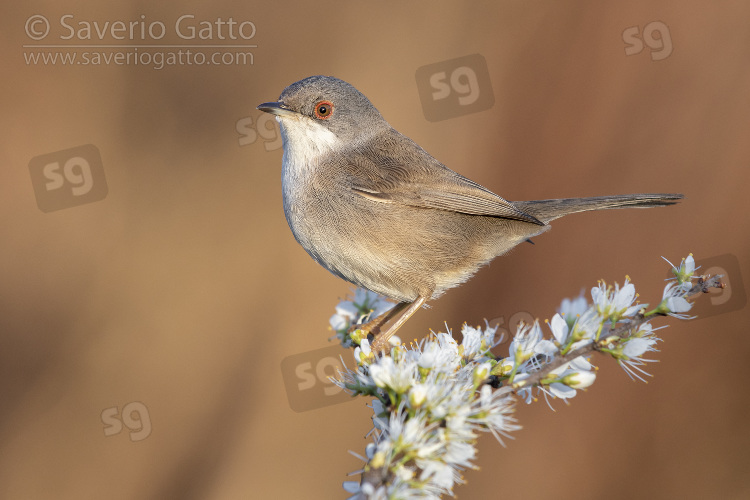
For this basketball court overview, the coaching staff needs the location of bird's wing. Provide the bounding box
[345,141,544,226]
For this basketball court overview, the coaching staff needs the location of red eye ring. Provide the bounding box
[314,100,334,119]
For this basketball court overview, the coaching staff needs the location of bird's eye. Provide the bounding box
[314,100,334,119]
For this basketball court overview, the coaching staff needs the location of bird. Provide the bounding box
[257,75,682,352]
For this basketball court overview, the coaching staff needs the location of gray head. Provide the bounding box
[258,76,389,150]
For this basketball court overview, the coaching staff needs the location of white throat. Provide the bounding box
[277,115,339,170]
[278,115,340,213]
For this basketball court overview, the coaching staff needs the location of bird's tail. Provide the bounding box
[513,193,684,224]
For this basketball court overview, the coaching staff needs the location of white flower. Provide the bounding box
[615,322,663,381]
[330,299,360,331]
[622,337,656,359]
[509,320,543,363]
[418,342,440,369]
[399,416,441,458]
[591,278,642,321]
[469,385,519,442]
[330,288,395,345]
[418,334,460,373]
[659,282,695,319]
[622,323,660,359]
[460,325,483,359]
[569,307,602,344]
[418,460,456,491]
[369,356,417,394]
[664,253,698,284]
[460,323,497,361]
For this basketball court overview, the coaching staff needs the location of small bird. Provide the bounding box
[258,76,682,352]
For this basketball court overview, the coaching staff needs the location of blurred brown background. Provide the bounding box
[2,1,749,499]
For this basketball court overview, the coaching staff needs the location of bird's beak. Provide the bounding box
[257,101,298,117]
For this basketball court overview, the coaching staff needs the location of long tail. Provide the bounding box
[513,193,684,224]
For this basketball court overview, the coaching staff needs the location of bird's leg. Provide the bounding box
[370,295,428,354]
[348,301,410,337]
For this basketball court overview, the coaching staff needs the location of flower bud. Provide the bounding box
[562,370,596,389]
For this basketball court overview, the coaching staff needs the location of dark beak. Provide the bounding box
[257,101,297,117]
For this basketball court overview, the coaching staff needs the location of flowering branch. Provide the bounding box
[510,272,724,392]
[328,255,723,499]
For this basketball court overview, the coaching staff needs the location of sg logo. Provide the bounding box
[281,345,352,412]
[236,112,282,151]
[430,67,481,107]
[667,254,746,320]
[416,53,495,122]
[28,144,108,212]
[101,401,152,442]
[623,21,673,61]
